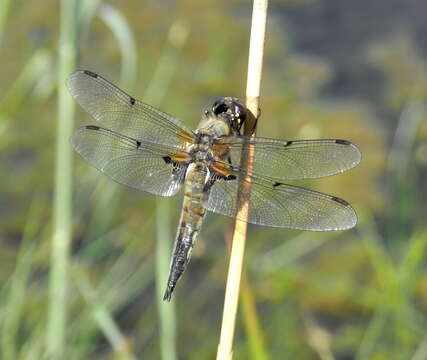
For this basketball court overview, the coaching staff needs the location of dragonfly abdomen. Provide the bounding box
[163,163,209,301]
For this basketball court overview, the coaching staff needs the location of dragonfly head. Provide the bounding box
[210,97,247,135]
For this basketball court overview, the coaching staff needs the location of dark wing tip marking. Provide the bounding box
[83,70,98,78]
[85,125,100,130]
[129,97,136,105]
[273,182,284,187]
[335,139,351,145]
[283,141,293,147]
[331,196,350,206]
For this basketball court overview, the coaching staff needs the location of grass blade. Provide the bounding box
[47,0,78,356]
[0,0,11,46]
[145,21,189,360]
[97,4,138,89]
[72,266,137,360]
[1,194,45,360]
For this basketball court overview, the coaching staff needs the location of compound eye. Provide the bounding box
[213,102,229,115]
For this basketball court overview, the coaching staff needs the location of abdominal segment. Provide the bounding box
[163,163,208,301]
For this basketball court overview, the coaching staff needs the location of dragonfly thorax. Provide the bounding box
[188,131,215,163]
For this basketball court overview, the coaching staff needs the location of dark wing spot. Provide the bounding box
[283,141,293,147]
[163,156,172,164]
[335,139,351,145]
[129,97,136,105]
[86,125,100,130]
[213,173,236,181]
[136,140,141,148]
[331,196,350,206]
[83,70,98,78]
[273,182,284,187]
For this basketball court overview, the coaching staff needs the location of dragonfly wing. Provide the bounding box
[205,162,357,230]
[67,70,195,149]
[214,136,361,180]
[72,125,189,196]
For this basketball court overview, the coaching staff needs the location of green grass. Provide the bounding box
[47,0,78,357]
[0,0,11,46]
[144,21,190,360]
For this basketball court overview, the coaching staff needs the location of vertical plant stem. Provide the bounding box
[216,1,268,359]
[145,21,188,360]
[155,201,177,360]
[97,4,138,89]
[240,273,271,360]
[2,194,45,360]
[47,0,78,357]
[411,332,427,360]
[72,266,137,360]
[0,0,11,46]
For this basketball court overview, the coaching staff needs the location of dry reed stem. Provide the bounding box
[216,1,268,359]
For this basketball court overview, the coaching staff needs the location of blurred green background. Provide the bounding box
[1,0,427,359]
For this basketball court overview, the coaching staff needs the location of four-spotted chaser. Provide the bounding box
[68,70,361,301]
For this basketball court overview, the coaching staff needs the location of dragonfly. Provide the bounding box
[68,70,361,301]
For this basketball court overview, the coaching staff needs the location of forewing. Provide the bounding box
[67,70,195,148]
[214,137,361,180]
[206,162,357,230]
[72,125,189,196]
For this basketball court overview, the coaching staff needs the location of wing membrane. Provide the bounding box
[206,161,357,230]
[72,125,188,196]
[214,137,361,180]
[67,70,195,149]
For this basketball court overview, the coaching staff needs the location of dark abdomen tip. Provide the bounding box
[163,286,174,302]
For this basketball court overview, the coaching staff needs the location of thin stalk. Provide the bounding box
[70,254,154,341]
[72,266,137,360]
[0,49,52,150]
[2,195,45,360]
[240,272,271,360]
[303,314,335,360]
[144,21,188,360]
[155,201,177,360]
[222,228,271,360]
[98,4,138,90]
[47,0,78,357]
[0,0,11,46]
[216,1,268,359]
[411,332,427,360]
